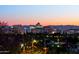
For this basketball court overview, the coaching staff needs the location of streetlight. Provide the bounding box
[32,39,37,43]
[21,43,24,48]
[32,39,38,47]
[20,43,26,53]
[43,47,48,54]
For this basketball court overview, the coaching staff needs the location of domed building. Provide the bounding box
[30,22,44,33]
[35,22,43,28]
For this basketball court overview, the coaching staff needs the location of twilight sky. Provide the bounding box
[0,5,79,25]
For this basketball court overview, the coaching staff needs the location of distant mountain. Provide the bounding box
[46,25,79,31]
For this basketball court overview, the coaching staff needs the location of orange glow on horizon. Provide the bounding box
[5,17,79,26]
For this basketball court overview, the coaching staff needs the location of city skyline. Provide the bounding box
[0,5,79,26]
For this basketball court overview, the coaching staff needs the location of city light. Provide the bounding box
[21,43,24,48]
[0,22,79,54]
[32,40,38,43]
[52,32,55,34]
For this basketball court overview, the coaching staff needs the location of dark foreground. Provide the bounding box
[0,33,79,54]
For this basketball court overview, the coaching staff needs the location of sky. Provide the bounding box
[0,5,79,25]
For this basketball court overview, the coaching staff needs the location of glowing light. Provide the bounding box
[52,32,55,34]
[32,40,37,43]
[57,45,60,47]
[21,43,24,48]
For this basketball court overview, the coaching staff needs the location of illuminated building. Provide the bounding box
[44,26,60,34]
[12,25,25,34]
[65,29,79,34]
[30,22,43,33]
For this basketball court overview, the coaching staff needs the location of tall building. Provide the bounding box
[12,25,25,34]
[23,25,30,33]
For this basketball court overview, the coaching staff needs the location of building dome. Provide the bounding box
[35,22,43,28]
[36,22,41,26]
